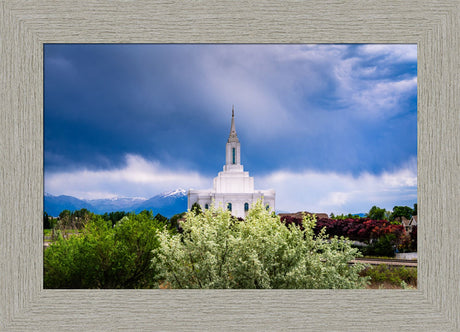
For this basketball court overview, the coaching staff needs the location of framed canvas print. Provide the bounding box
[1,1,459,330]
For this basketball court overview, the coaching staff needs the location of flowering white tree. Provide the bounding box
[153,200,368,289]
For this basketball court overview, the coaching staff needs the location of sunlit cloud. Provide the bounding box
[46,153,417,214]
[45,154,210,199]
[351,77,417,118]
[359,44,417,61]
[258,158,417,214]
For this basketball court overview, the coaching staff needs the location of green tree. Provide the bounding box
[55,209,73,237]
[44,212,51,229]
[138,209,154,218]
[190,202,203,215]
[72,208,93,228]
[364,234,397,257]
[154,213,168,224]
[413,203,417,216]
[389,206,413,223]
[58,209,71,226]
[153,201,368,289]
[367,206,387,220]
[44,212,167,288]
[103,211,127,226]
[169,212,186,231]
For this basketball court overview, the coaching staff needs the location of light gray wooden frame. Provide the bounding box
[0,1,458,330]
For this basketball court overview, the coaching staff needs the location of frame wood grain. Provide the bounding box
[1,1,458,330]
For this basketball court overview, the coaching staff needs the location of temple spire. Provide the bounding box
[225,105,241,167]
[228,105,239,143]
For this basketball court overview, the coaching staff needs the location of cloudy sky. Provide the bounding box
[44,44,417,214]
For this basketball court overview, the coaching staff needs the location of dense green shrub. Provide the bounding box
[44,212,167,288]
[153,201,368,289]
[43,212,52,229]
[362,264,417,287]
[102,211,128,226]
[364,234,396,257]
[169,212,186,231]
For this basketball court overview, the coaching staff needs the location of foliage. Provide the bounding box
[363,234,396,257]
[169,212,186,231]
[412,203,417,216]
[366,206,388,220]
[329,213,361,220]
[154,213,168,224]
[361,264,417,288]
[389,205,414,223]
[56,208,93,232]
[44,212,167,288]
[409,225,417,251]
[282,215,406,244]
[280,214,413,256]
[153,201,368,289]
[44,212,52,229]
[102,211,128,226]
[190,202,202,215]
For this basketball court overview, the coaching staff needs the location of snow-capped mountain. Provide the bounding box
[44,193,94,216]
[160,188,187,198]
[132,189,187,217]
[85,196,147,214]
[44,189,188,218]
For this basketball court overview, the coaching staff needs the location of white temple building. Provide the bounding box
[187,106,275,218]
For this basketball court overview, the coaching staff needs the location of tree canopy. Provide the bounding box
[389,206,414,222]
[153,201,368,289]
[366,206,388,220]
[190,202,202,215]
[44,212,167,288]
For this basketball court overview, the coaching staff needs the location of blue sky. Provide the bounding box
[44,44,417,214]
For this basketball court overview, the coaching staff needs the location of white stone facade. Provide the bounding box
[188,106,275,219]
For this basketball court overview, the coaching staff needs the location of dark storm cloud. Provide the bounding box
[44,44,417,212]
[45,44,226,174]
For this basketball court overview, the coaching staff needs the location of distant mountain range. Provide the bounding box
[44,190,366,219]
[44,189,188,218]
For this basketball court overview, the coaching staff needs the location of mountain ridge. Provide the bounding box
[44,189,188,218]
[45,190,366,219]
